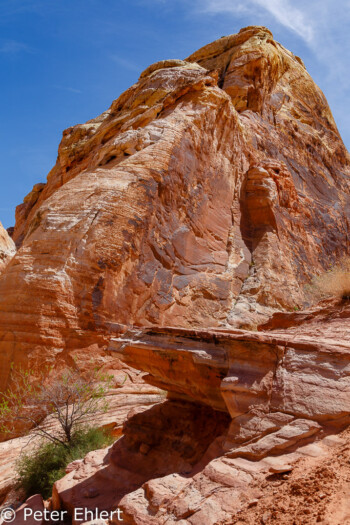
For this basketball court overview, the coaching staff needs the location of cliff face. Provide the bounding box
[2,25,350,524]
[53,300,350,524]
[0,26,349,391]
[111,305,350,425]
[0,224,15,274]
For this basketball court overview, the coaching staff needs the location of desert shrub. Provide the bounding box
[16,427,114,499]
[307,257,350,301]
[0,365,113,444]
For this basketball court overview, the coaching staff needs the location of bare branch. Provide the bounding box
[0,365,113,445]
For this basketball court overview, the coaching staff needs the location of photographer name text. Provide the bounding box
[22,507,123,522]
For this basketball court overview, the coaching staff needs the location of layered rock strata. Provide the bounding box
[53,300,350,523]
[56,423,348,524]
[1,26,350,390]
[0,222,15,273]
[0,364,163,505]
[2,24,350,525]
[110,313,350,433]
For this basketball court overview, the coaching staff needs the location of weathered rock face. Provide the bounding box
[60,422,348,525]
[2,24,350,525]
[54,300,350,524]
[0,26,349,390]
[185,26,350,321]
[0,222,15,273]
[53,401,231,521]
[0,362,164,505]
[111,297,350,440]
[110,315,350,429]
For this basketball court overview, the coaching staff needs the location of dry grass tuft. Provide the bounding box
[307,257,350,302]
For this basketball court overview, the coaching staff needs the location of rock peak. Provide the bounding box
[238,25,273,37]
[1,27,350,524]
[0,27,349,392]
[186,25,274,64]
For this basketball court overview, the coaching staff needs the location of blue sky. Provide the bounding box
[1,0,349,228]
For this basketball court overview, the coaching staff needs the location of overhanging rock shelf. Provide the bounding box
[110,326,350,453]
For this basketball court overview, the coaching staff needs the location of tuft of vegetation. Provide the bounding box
[1,364,115,499]
[16,427,114,499]
[306,257,350,302]
[0,365,113,445]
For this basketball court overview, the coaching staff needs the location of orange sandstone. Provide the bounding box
[1,26,349,391]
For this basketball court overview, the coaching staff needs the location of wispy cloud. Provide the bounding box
[0,40,32,54]
[193,0,350,86]
[253,0,314,42]
[53,85,82,94]
[0,0,46,17]
[110,54,141,72]
[192,0,350,144]
[200,0,314,43]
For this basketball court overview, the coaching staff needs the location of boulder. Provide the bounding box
[14,494,45,525]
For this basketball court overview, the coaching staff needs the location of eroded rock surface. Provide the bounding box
[0,222,15,273]
[52,398,350,525]
[50,298,350,524]
[2,24,350,525]
[110,305,350,429]
[0,364,163,505]
[1,26,350,391]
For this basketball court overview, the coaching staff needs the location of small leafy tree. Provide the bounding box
[0,365,113,446]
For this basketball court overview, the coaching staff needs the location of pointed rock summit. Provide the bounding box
[0,26,349,390]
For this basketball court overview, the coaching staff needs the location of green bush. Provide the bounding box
[16,427,114,499]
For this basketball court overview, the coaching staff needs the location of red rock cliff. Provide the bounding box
[0,26,350,390]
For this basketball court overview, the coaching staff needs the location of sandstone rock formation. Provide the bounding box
[1,24,350,525]
[53,409,350,524]
[0,222,15,273]
[1,26,350,392]
[53,299,350,524]
[15,494,46,525]
[0,363,163,505]
[110,298,350,430]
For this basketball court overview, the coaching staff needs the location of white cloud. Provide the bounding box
[200,0,314,43]
[253,0,314,42]
[53,85,82,94]
[110,55,141,72]
[0,40,32,54]
[188,0,350,145]
[195,0,350,86]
